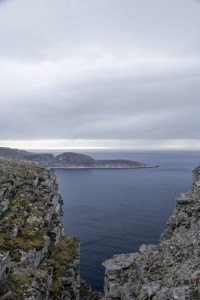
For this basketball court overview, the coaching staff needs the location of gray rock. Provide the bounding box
[0,252,11,285]
[19,235,50,268]
[0,158,81,299]
[103,165,200,299]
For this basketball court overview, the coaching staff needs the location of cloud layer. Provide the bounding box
[0,0,200,149]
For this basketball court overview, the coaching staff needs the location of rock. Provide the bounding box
[103,165,200,299]
[19,235,50,268]
[0,158,81,299]
[2,155,200,299]
[0,252,11,285]
[80,279,104,300]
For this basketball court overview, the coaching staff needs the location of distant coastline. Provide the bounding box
[52,165,159,169]
[0,147,155,169]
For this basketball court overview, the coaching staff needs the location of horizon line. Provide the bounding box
[0,139,200,151]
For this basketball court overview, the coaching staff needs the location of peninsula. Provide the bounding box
[0,147,153,169]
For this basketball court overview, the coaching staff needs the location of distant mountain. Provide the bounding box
[0,147,153,168]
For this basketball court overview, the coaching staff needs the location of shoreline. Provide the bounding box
[51,165,159,169]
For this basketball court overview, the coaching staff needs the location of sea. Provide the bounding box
[52,150,200,292]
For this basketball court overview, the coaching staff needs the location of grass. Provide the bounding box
[8,231,45,251]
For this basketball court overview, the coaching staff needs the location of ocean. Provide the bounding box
[54,151,200,292]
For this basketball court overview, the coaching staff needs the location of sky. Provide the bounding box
[0,0,200,150]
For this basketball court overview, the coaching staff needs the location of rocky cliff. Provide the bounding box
[0,158,80,299]
[103,166,200,300]
[1,154,200,300]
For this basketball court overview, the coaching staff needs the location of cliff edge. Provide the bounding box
[0,158,80,299]
[103,166,200,300]
[1,155,200,300]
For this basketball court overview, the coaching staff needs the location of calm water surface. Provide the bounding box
[55,151,200,291]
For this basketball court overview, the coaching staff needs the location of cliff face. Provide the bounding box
[1,155,200,300]
[0,158,80,299]
[103,166,200,300]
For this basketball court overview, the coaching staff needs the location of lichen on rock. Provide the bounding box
[0,158,80,299]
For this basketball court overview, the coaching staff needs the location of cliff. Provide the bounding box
[1,154,199,300]
[0,147,151,169]
[103,166,200,300]
[0,158,81,299]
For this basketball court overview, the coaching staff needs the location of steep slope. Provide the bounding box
[2,153,199,299]
[103,166,200,299]
[0,158,80,299]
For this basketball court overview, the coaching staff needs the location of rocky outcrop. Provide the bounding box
[2,152,199,300]
[103,166,200,299]
[0,158,80,299]
[0,147,152,169]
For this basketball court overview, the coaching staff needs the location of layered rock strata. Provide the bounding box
[0,158,80,299]
[103,166,200,300]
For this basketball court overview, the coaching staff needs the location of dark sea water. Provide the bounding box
[54,151,200,292]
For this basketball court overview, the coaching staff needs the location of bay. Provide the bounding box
[55,151,200,291]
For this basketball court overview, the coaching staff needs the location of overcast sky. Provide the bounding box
[0,0,200,150]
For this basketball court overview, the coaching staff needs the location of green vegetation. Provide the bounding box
[0,175,6,183]
[7,273,30,299]
[0,233,5,247]
[0,159,56,259]
[10,251,22,262]
[0,158,74,299]
[48,237,79,299]
[49,279,62,293]
[132,288,141,297]
[49,237,79,273]
[8,231,45,251]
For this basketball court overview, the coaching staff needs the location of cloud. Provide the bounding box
[1,139,200,152]
[0,0,9,5]
[0,0,199,149]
